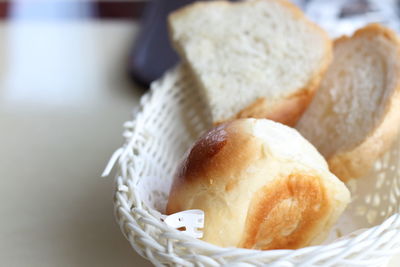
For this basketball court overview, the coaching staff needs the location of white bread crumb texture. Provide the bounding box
[170,0,329,122]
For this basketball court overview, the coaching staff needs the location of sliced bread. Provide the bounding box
[168,0,332,126]
[296,24,400,182]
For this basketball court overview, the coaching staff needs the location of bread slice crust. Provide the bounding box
[168,0,332,126]
[297,24,400,181]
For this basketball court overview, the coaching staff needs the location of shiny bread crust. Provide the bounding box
[167,119,350,250]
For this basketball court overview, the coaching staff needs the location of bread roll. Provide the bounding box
[168,0,332,126]
[296,24,400,181]
[167,119,350,250]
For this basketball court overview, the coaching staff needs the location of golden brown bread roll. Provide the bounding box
[167,119,350,250]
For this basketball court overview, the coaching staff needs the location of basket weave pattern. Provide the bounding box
[112,65,400,266]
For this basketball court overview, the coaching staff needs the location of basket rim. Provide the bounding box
[110,65,400,266]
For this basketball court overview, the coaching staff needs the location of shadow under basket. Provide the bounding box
[109,64,400,267]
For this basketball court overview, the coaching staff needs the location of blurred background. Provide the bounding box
[1,0,400,266]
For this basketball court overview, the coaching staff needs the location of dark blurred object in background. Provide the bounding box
[128,0,197,88]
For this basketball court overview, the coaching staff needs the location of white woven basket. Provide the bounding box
[107,64,400,267]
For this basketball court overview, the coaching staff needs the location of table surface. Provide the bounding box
[0,20,399,267]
